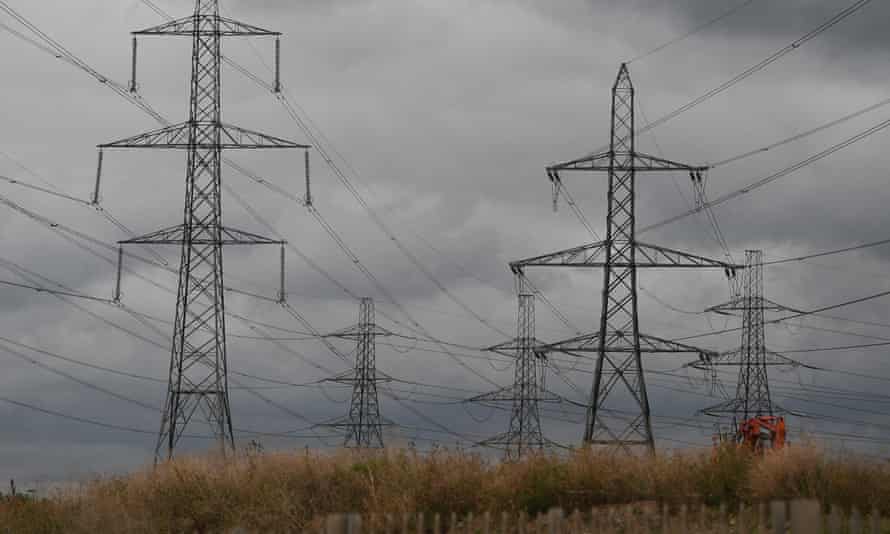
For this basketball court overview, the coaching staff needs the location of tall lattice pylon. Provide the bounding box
[469,275,558,459]
[323,298,392,449]
[697,250,798,435]
[512,64,738,453]
[99,0,308,460]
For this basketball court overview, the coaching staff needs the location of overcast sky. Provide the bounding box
[2,0,890,486]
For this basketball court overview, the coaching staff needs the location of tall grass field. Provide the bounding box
[1,445,888,532]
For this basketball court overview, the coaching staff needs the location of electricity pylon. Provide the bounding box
[512,64,738,453]
[99,0,308,461]
[323,298,393,449]
[469,275,559,459]
[696,250,800,436]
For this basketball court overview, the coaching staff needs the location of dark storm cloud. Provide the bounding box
[511,1,890,57]
[660,0,890,53]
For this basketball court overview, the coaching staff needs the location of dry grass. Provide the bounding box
[1,445,888,533]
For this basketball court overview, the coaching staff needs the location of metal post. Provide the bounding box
[274,37,282,93]
[113,246,123,302]
[99,0,306,461]
[321,298,390,448]
[305,150,313,207]
[470,272,555,459]
[770,501,786,534]
[509,63,735,452]
[92,149,104,205]
[129,37,138,93]
[279,244,286,304]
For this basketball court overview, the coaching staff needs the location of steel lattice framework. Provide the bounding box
[100,0,307,461]
[697,250,798,434]
[323,298,392,449]
[470,276,558,459]
[512,64,738,453]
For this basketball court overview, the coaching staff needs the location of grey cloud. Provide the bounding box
[0,0,889,485]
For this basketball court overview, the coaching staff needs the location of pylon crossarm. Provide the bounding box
[586,439,652,448]
[548,151,708,173]
[701,399,790,418]
[537,332,717,361]
[548,151,611,172]
[320,417,396,429]
[324,324,394,339]
[119,224,284,246]
[467,387,561,404]
[706,296,804,314]
[100,122,308,150]
[324,373,393,385]
[511,241,738,270]
[484,337,548,358]
[510,241,608,269]
[635,242,739,269]
[134,15,280,37]
[687,349,805,370]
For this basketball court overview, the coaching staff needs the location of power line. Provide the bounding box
[711,95,890,168]
[642,114,890,234]
[1,3,495,450]
[674,286,890,342]
[0,278,111,303]
[0,396,164,436]
[640,0,873,133]
[0,340,161,412]
[762,237,890,266]
[0,334,163,383]
[628,0,760,63]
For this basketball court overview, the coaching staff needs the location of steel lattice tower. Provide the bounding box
[512,64,738,453]
[470,276,558,459]
[698,250,798,433]
[323,298,392,449]
[100,0,307,460]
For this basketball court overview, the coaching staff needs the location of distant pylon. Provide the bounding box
[512,64,739,453]
[99,0,308,461]
[698,250,800,435]
[469,274,559,460]
[323,298,392,449]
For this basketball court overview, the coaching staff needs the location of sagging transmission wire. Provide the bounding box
[0,340,161,412]
[0,278,111,304]
[628,0,760,64]
[211,23,519,387]
[226,180,513,385]
[572,0,874,163]
[0,333,329,391]
[674,286,890,343]
[0,202,474,444]
[0,259,341,442]
[151,2,584,383]
[641,114,890,235]
[640,95,737,270]
[635,0,873,136]
[8,0,507,392]
[0,395,338,442]
[553,0,876,239]
[216,9,517,341]
[0,182,433,397]
[0,328,329,439]
[0,152,169,266]
[0,2,164,122]
[0,2,311,237]
[0,179,331,350]
[761,236,890,266]
[711,95,890,169]
[3,0,700,442]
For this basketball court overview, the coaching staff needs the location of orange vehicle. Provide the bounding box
[738,416,786,452]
